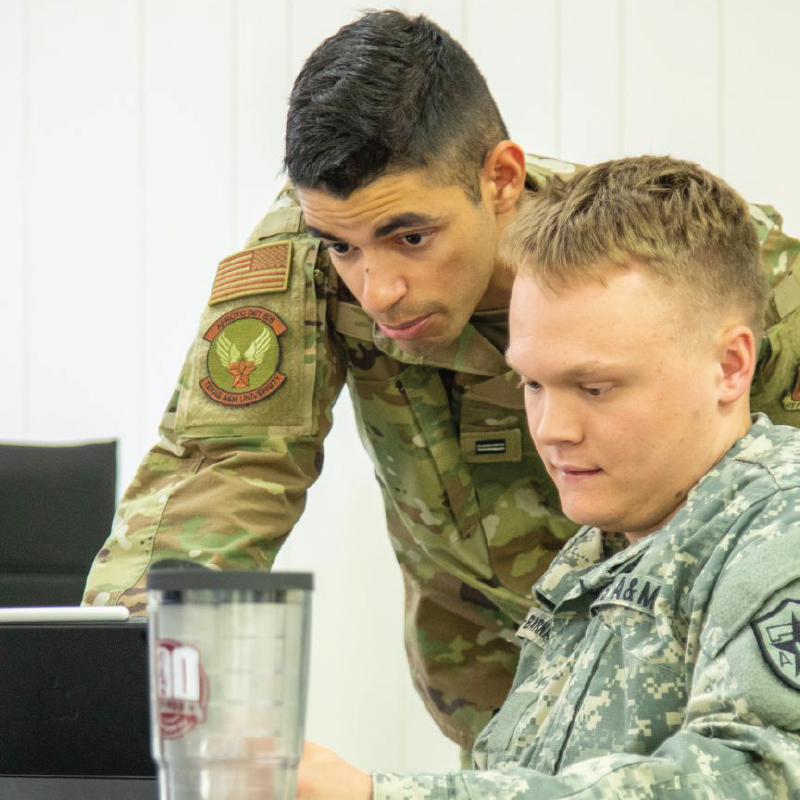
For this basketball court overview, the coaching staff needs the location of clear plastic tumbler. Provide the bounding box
[146,567,313,800]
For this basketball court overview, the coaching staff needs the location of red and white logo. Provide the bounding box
[155,639,210,739]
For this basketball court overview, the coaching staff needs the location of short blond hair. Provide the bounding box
[502,155,767,341]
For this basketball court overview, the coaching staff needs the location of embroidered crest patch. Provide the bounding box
[208,241,292,306]
[751,597,800,690]
[790,363,800,403]
[779,362,800,412]
[200,306,287,406]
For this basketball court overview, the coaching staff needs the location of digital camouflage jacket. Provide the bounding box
[373,415,800,798]
[83,154,800,749]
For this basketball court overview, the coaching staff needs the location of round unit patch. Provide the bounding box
[752,597,800,691]
[200,306,287,406]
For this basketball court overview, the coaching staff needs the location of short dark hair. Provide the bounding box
[284,10,508,202]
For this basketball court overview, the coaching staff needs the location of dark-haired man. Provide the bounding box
[297,155,800,799]
[83,10,800,752]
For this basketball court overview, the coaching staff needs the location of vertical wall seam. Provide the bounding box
[135,0,146,455]
[618,0,625,154]
[717,0,725,174]
[554,0,562,155]
[231,0,239,244]
[21,0,31,437]
[286,0,293,107]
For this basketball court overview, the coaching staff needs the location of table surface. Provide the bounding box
[0,776,157,800]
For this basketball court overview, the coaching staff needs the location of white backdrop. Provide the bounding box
[1,0,799,774]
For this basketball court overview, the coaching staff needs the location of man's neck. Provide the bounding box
[476,262,514,311]
[624,406,754,546]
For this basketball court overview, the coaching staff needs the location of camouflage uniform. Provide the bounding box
[83,154,800,750]
[372,415,800,798]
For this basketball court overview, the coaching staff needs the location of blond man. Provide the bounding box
[297,155,800,798]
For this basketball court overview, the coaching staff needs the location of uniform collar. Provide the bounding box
[568,536,652,599]
[533,528,645,609]
[373,319,509,377]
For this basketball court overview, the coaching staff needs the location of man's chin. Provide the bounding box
[391,332,455,358]
[373,311,464,357]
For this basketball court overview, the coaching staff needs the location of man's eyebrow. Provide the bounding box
[503,353,613,379]
[306,225,341,242]
[559,362,612,380]
[374,213,442,239]
[307,213,443,244]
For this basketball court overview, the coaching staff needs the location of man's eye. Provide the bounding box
[582,385,611,397]
[400,232,430,247]
[517,378,541,392]
[325,241,351,256]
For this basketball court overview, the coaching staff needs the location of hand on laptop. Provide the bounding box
[295,741,372,800]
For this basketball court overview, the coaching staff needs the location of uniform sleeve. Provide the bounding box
[750,203,800,427]
[371,509,800,799]
[82,190,347,614]
[750,202,800,292]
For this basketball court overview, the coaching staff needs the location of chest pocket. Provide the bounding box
[460,379,576,600]
[339,330,495,582]
[555,588,688,768]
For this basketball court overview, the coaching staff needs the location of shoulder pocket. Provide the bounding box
[703,531,800,660]
[248,205,303,242]
[174,236,323,437]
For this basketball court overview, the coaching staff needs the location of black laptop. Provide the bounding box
[0,616,158,799]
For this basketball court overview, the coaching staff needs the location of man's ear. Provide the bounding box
[481,141,526,215]
[717,325,757,405]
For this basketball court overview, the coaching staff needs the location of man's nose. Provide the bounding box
[530,393,583,447]
[360,258,408,316]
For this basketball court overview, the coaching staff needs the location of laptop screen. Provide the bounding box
[0,620,156,779]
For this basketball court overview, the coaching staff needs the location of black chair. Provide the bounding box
[0,440,117,606]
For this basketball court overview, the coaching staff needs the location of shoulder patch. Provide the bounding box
[751,597,800,691]
[200,306,287,406]
[781,361,800,412]
[209,241,292,306]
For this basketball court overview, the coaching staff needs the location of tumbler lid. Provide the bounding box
[146,562,313,592]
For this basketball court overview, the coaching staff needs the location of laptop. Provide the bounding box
[0,611,158,799]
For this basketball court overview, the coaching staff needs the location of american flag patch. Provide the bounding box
[208,241,292,306]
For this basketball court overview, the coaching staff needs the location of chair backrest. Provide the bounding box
[0,440,117,606]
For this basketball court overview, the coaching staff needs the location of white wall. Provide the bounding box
[2,0,799,775]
